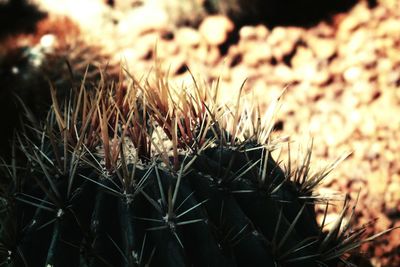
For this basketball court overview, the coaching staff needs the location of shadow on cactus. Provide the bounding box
[0,64,396,267]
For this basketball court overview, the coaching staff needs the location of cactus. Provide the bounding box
[0,16,115,158]
[0,65,387,267]
[204,0,359,26]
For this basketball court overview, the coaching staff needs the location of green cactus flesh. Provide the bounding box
[0,67,376,266]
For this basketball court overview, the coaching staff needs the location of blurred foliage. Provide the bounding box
[0,0,46,39]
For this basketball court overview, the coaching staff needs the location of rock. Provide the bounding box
[267,27,287,46]
[320,213,349,232]
[307,37,337,60]
[199,15,234,46]
[357,50,377,67]
[294,62,318,83]
[251,80,269,102]
[274,64,294,83]
[117,47,146,61]
[268,27,301,62]
[239,26,257,40]
[117,5,168,36]
[346,29,371,54]
[343,66,362,83]
[377,58,394,73]
[231,65,251,89]
[242,42,272,66]
[337,3,371,38]
[175,27,201,47]
[37,0,109,31]
[168,54,187,75]
[254,25,269,40]
[377,18,400,38]
[353,81,378,104]
[309,21,335,38]
[128,33,157,59]
[379,0,400,9]
[312,70,331,86]
[291,46,314,69]
[360,116,376,137]
[375,213,392,232]
[239,25,269,41]
[280,40,296,57]
[342,92,359,108]
[157,40,179,57]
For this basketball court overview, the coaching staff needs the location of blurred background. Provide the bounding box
[0,0,399,266]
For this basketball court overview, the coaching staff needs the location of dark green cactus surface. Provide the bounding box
[0,68,376,267]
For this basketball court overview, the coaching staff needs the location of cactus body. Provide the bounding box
[0,68,373,266]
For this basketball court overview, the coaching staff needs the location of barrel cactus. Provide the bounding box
[0,65,386,267]
[204,0,359,26]
[0,16,114,158]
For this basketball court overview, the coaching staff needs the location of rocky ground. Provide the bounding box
[1,0,400,266]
